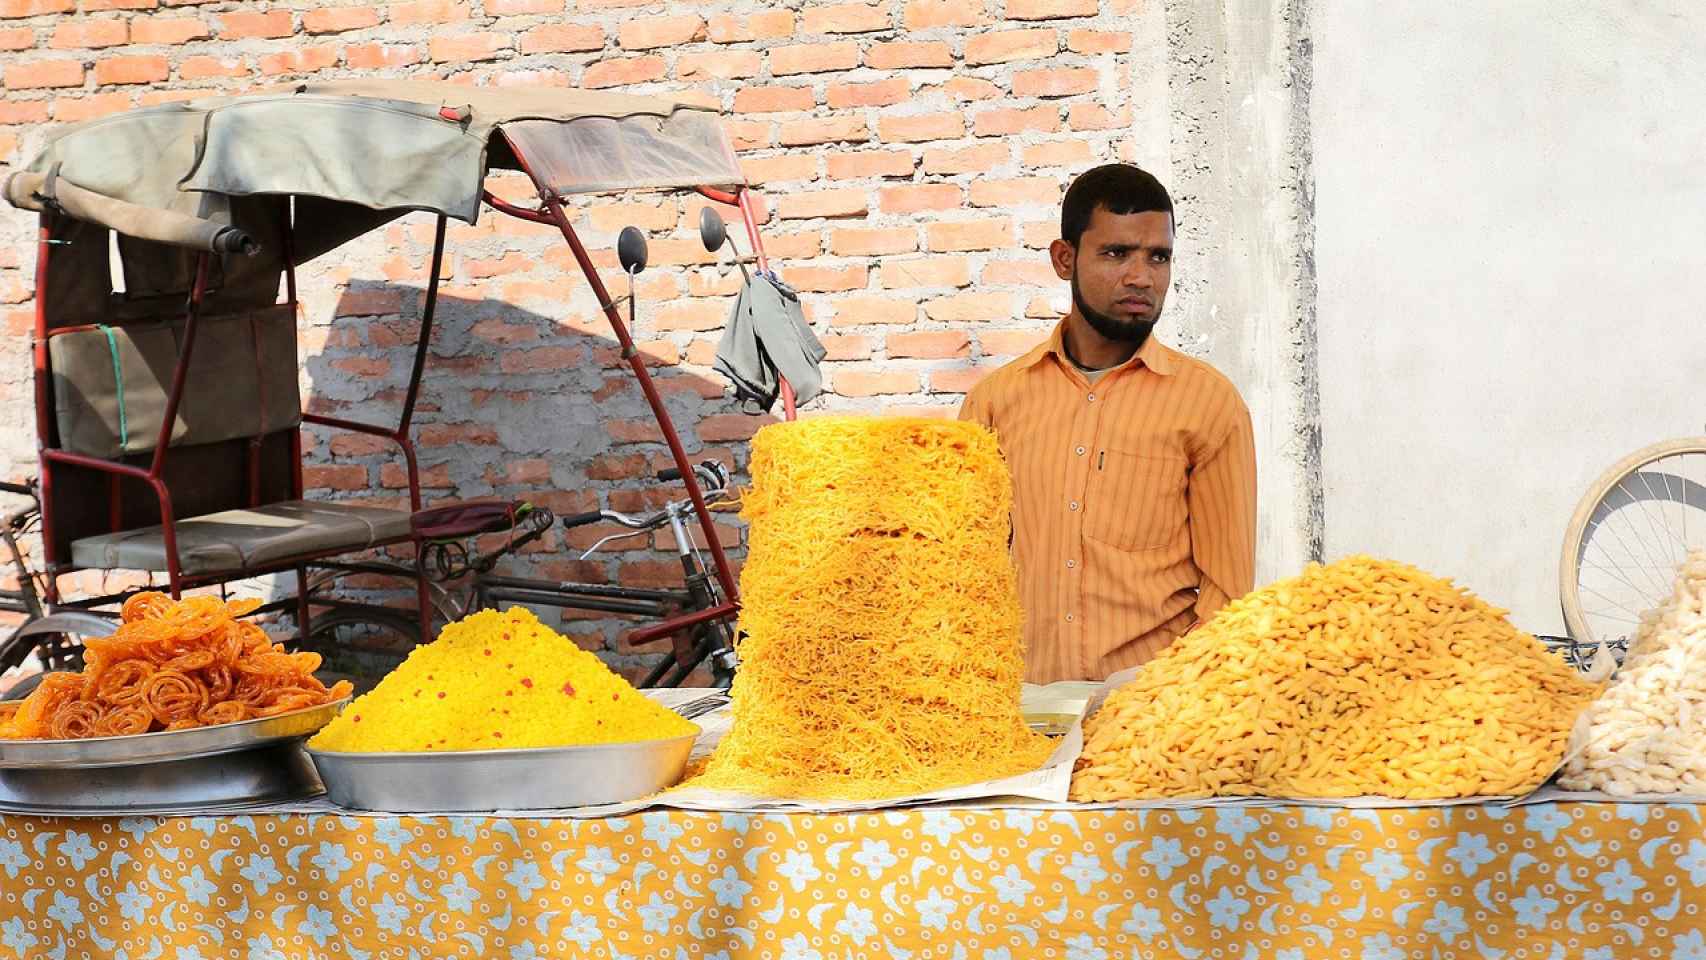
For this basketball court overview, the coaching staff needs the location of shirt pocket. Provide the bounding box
[1083,449,1189,551]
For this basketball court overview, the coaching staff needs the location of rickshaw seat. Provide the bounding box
[69,500,411,576]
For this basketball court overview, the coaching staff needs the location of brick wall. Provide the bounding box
[0,0,1152,677]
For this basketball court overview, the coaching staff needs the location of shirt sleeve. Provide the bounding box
[958,383,993,429]
[1188,402,1257,624]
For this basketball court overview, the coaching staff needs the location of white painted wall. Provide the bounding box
[1313,3,1706,632]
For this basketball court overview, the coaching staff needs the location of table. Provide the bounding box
[2,803,1701,958]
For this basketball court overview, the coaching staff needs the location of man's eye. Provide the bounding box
[1151,252,1171,264]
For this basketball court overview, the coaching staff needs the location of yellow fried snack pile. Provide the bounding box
[1071,556,1602,800]
[685,417,1055,800]
[1560,551,1706,796]
[308,607,695,752]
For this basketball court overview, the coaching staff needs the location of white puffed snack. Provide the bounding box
[1560,550,1706,795]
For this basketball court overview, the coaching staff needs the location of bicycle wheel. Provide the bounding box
[294,608,422,694]
[1560,437,1706,648]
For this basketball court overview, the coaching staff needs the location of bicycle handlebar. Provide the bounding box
[0,480,34,497]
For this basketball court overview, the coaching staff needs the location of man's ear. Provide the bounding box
[1049,238,1075,282]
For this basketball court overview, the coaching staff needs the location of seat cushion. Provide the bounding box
[70,500,411,575]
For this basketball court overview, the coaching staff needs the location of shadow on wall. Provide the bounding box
[297,272,759,685]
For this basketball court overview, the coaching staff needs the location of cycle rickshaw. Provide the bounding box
[0,79,807,690]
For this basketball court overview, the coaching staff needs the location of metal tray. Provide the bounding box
[0,741,324,815]
[307,730,698,813]
[0,698,348,770]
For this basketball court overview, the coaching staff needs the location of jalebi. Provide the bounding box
[0,592,351,740]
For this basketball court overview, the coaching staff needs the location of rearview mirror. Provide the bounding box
[698,206,728,254]
[617,225,648,275]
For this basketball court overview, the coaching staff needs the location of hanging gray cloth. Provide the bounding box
[713,272,825,413]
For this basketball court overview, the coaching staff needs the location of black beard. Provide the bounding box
[1072,271,1155,346]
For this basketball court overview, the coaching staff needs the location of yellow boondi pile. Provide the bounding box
[685,416,1055,800]
[308,607,695,752]
[1071,556,1602,801]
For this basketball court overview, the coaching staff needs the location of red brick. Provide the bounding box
[777,188,867,220]
[586,453,646,481]
[922,142,1008,175]
[878,112,963,143]
[801,2,889,34]
[927,218,1013,253]
[930,366,995,393]
[980,328,1049,355]
[676,50,762,81]
[130,16,207,43]
[766,232,822,260]
[419,423,499,447]
[258,46,342,76]
[975,106,1062,137]
[826,149,913,180]
[723,118,769,150]
[903,0,987,27]
[836,369,918,397]
[866,39,951,68]
[345,43,419,69]
[305,463,369,491]
[939,76,1002,101]
[829,227,917,256]
[388,0,468,24]
[330,356,390,378]
[0,0,72,13]
[784,264,866,293]
[769,40,859,75]
[81,0,156,8]
[1069,102,1130,130]
[826,78,908,109]
[431,32,510,62]
[583,56,666,88]
[51,91,132,121]
[1024,139,1094,167]
[1014,66,1098,98]
[982,258,1062,286]
[820,334,873,361]
[971,177,1062,207]
[518,23,602,53]
[328,433,392,457]
[0,99,49,123]
[653,300,727,332]
[925,292,1015,322]
[0,27,31,50]
[878,256,972,289]
[1008,0,1098,18]
[741,154,818,184]
[506,458,551,485]
[708,9,793,42]
[380,462,451,489]
[50,19,126,49]
[1021,220,1061,248]
[591,338,677,369]
[95,54,171,85]
[733,85,813,114]
[4,59,83,89]
[498,345,588,374]
[304,7,380,34]
[487,0,563,12]
[888,330,970,359]
[176,54,248,79]
[966,29,1056,65]
[877,183,961,214]
[698,413,774,442]
[618,13,703,50]
[826,295,916,327]
[1068,28,1131,53]
[334,288,403,317]
[215,9,292,38]
[469,318,540,345]
[778,115,868,147]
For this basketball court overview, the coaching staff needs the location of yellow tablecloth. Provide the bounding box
[2,803,1702,959]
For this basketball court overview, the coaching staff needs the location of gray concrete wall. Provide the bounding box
[1313,2,1706,632]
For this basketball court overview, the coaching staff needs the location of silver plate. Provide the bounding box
[307,731,698,813]
[0,741,324,815]
[0,698,349,770]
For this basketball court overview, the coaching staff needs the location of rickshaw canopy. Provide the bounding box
[4,79,745,262]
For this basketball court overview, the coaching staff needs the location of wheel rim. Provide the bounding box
[1562,439,1706,648]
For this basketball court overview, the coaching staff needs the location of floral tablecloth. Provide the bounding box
[3,803,1704,959]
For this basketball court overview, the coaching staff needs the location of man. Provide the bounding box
[959,164,1256,683]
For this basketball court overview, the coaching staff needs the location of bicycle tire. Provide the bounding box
[1560,436,1706,647]
[295,607,423,693]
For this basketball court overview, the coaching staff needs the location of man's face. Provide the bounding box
[1051,207,1174,344]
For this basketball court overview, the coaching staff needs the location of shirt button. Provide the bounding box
[1075,445,1086,456]
[1066,559,1076,569]
[1087,393,1096,402]
[1065,613,1074,623]
[1068,501,1079,511]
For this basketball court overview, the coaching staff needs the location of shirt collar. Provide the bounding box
[1016,320,1178,377]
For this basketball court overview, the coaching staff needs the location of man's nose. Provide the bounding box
[1123,260,1155,290]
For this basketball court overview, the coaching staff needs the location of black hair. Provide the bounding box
[1060,164,1174,247]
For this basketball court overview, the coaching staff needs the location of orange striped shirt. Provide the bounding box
[959,322,1256,682]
